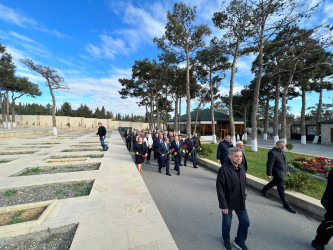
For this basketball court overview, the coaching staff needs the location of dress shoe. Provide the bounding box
[233,241,249,250]
[261,189,270,199]
[311,240,325,250]
[184,164,187,166]
[284,205,296,214]
[224,240,232,250]
[180,164,183,166]
[177,172,180,175]
[158,169,161,173]
[166,173,172,176]
[194,166,198,168]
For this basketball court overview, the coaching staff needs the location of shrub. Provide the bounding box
[66,123,70,127]
[200,145,214,158]
[242,140,248,145]
[285,172,321,193]
[286,143,294,150]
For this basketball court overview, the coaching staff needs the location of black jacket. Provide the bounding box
[171,140,183,153]
[192,137,201,148]
[184,138,194,152]
[96,126,106,137]
[216,161,247,210]
[321,168,333,212]
[156,141,170,161]
[242,151,248,172]
[266,147,288,178]
[217,140,233,164]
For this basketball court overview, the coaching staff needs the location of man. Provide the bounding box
[96,122,109,151]
[124,129,131,151]
[192,132,202,168]
[171,135,183,175]
[179,135,184,166]
[184,133,197,168]
[155,132,165,166]
[261,141,296,214]
[312,168,333,250]
[216,147,250,250]
[236,141,248,172]
[156,137,172,176]
[153,132,159,160]
[217,135,233,166]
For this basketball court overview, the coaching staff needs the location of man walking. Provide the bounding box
[217,135,233,166]
[124,128,131,151]
[96,122,109,151]
[156,138,172,176]
[184,133,198,168]
[171,135,182,175]
[236,141,248,172]
[216,147,250,250]
[261,141,296,214]
[311,168,333,250]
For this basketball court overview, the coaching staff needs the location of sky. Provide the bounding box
[0,0,333,118]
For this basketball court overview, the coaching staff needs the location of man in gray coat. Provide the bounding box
[261,141,296,214]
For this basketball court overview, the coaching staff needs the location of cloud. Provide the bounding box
[218,82,245,96]
[0,3,68,38]
[324,3,333,19]
[9,31,37,43]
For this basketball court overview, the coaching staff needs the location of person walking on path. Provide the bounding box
[133,135,147,173]
[236,141,248,172]
[144,133,153,164]
[217,135,233,166]
[261,141,296,214]
[153,132,159,160]
[311,168,333,250]
[192,133,202,167]
[184,133,197,168]
[216,147,250,250]
[171,135,183,175]
[96,122,109,151]
[156,137,172,176]
[124,129,131,151]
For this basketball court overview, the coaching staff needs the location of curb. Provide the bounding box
[196,156,326,218]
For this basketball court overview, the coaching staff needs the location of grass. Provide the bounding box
[0,151,36,155]
[199,144,327,200]
[19,167,43,176]
[9,210,26,225]
[50,154,104,159]
[4,189,18,197]
[0,159,13,163]
[55,189,69,196]
[70,182,93,197]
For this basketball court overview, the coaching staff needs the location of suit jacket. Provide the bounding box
[156,142,170,161]
[266,147,288,178]
[322,168,333,212]
[184,138,194,152]
[171,140,183,154]
[154,137,165,150]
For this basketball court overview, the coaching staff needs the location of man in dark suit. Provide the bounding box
[171,135,182,175]
[217,135,233,166]
[184,133,197,168]
[156,138,172,176]
[124,129,131,150]
[261,141,296,214]
[236,141,248,172]
[312,168,333,250]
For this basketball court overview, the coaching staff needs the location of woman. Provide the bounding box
[144,133,153,164]
[133,135,147,173]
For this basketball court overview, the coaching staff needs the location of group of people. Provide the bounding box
[123,128,202,176]
[215,136,333,250]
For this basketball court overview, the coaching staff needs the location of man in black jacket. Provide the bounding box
[184,133,197,168]
[217,135,233,166]
[261,141,296,214]
[171,135,183,175]
[124,129,131,150]
[216,147,250,250]
[192,133,202,167]
[156,137,172,176]
[96,122,108,151]
[312,168,333,250]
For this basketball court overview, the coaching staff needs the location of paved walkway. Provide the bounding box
[248,138,333,158]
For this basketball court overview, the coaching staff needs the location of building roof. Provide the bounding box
[168,109,243,123]
[321,119,333,124]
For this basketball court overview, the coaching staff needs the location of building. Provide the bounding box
[167,109,244,140]
[321,119,333,145]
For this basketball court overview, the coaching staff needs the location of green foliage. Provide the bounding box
[284,172,321,193]
[286,143,294,150]
[20,167,43,176]
[200,144,214,158]
[242,140,248,144]
[66,122,70,127]
[70,182,93,197]
[55,189,68,196]
[9,210,26,225]
[4,189,18,197]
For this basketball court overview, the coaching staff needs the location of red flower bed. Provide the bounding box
[291,157,333,177]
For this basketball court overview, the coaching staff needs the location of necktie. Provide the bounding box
[177,142,179,148]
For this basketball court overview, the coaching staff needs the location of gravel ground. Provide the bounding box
[0,181,94,207]
[50,154,104,159]
[61,148,103,152]
[15,163,101,176]
[0,224,77,250]
[0,151,37,155]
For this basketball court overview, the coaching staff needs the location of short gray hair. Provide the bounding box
[228,147,243,155]
[276,140,286,146]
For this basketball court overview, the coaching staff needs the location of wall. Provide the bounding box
[2,115,150,130]
[321,124,333,145]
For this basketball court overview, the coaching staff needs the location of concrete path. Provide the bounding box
[137,152,333,250]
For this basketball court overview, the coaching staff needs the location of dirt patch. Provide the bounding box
[0,206,46,226]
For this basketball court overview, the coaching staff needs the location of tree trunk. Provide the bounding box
[150,91,154,130]
[251,25,266,151]
[209,69,217,144]
[229,45,239,146]
[313,80,322,143]
[155,90,161,130]
[273,71,281,144]
[11,92,17,128]
[6,90,11,129]
[164,86,168,130]
[193,103,201,136]
[300,84,306,144]
[174,96,179,133]
[185,45,191,135]
[281,62,297,144]
[49,86,57,135]
[146,104,151,130]
[0,92,6,128]
[243,106,247,141]
[263,97,270,141]
[178,96,181,134]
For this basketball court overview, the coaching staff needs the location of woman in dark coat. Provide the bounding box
[133,135,147,173]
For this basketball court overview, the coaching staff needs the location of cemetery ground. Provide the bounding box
[0,129,177,250]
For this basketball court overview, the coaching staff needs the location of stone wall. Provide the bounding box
[321,123,333,145]
[2,115,150,130]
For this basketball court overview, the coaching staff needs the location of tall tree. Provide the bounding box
[194,38,229,143]
[21,59,69,135]
[154,2,211,135]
